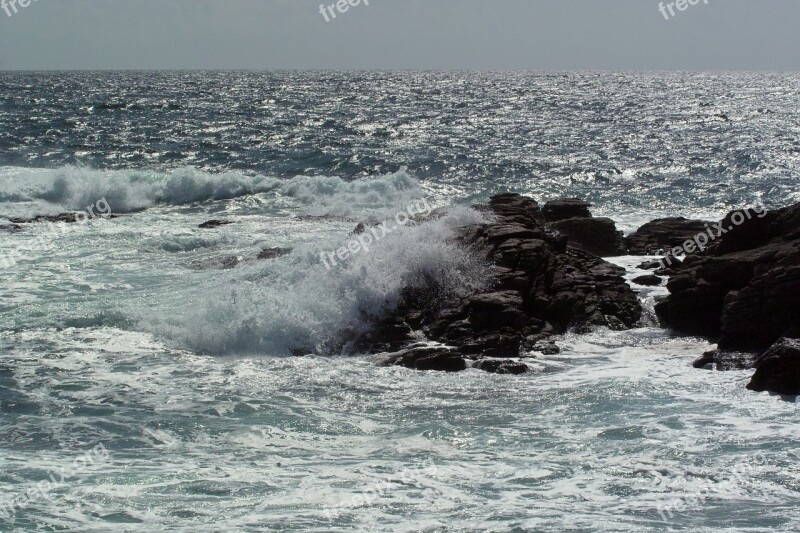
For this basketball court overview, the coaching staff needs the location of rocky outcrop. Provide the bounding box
[746,338,800,395]
[542,198,626,257]
[354,193,642,374]
[625,217,713,255]
[655,203,800,351]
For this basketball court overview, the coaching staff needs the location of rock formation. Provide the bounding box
[353,193,643,373]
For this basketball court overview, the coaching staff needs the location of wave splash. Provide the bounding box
[145,206,493,356]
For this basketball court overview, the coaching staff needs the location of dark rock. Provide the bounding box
[531,341,560,355]
[637,260,663,270]
[189,255,241,270]
[625,217,713,255]
[747,338,800,395]
[693,349,756,371]
[656,203,800,352]
[467,291,526,330]
[549,217,627,257]
[381,347,467,372]
[9,213,118,224]
[474,359,529,375]
[365,193,641,374]
[352,223,366,235]
[198,219,234,229]
[631,274,663,286]
[257,247,292,260]
[0,224,23,233]
[459,334,522,358]
[542,198,592,221]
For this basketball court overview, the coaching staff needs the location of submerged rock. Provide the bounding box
[9,213,118,224]
[257,247,292,260]
[189,255,241,270]
[747,338,800,395]
[199,219,234,229]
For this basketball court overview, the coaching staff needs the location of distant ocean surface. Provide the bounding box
[1,72,799,531]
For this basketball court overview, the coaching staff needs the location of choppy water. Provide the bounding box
[1,72,799,531]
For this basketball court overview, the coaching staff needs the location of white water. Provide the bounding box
[1,169,798,531]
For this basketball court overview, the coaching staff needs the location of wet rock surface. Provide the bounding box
[655,203,800,351]
[541,198,626,257]
[9,213,119,224]
[631,274,663,286]
[353,193,642,374]
[257,247,292,260]
[649,203,800,395]
[625,217,713,255]
[199,219,234,229]
[747,338,800,395]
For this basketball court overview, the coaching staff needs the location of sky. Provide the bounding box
[1,0,799,70]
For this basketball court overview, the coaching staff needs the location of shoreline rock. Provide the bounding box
[352,193,642,374]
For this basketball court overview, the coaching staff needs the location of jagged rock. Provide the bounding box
[747,338,800,395]
[198,219,234,229]
[548,217,627,257]
[632,274,663,286]
[361,193,642,374]
[656,203,800,352]
[0,224,23,233]
[625,217,713,255]
[542,198,592,221]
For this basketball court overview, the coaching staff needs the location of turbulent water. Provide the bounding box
[1,72,799,531]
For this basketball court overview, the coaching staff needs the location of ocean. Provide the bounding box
[1,71,799,531]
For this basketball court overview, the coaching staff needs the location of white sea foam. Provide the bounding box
[143,205,492,356]
[0,165,423,217]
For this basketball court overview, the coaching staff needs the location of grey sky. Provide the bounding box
[1,0,798,70]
